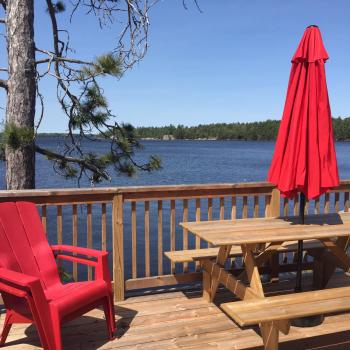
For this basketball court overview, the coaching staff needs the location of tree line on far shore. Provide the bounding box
[135,117,350,141]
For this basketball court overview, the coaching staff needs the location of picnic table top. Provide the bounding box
[180,212,350,246]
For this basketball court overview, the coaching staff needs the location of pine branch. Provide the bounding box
[35,145,111,181]
[0,0,6,10]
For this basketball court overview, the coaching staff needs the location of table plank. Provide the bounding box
[180,213,350,246]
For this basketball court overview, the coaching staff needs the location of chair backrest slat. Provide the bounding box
[0,202,61,289]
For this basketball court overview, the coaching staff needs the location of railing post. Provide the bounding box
[113,193,124,302]
[268,188,281,217]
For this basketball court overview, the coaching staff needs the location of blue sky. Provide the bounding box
[1,0,350,132]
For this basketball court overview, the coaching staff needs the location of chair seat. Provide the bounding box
[45,280,108,316]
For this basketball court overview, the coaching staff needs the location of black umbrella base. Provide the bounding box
[291,314,324,327]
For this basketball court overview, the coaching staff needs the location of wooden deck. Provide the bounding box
[3,273,350,350]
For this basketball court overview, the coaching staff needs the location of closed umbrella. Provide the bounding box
[268,25,339,292]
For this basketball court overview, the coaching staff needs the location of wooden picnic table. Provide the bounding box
[180,212,350,303]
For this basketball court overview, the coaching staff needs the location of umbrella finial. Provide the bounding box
[307,24,319,28]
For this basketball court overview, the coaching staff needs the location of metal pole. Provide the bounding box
[295,192,305,292]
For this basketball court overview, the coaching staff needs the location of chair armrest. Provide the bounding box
[51,245,112,284]
[0,268,39,288]
[51,245,108,258]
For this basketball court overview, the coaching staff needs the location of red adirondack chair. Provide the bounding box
[0,201,116,349]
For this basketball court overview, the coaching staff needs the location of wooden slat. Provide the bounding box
[335,192,340,213]
[158,200,163,276]
[221,285,350,327]
[254,196,259,218]
[265,195,271,217]
[231,196,236,219]
[345,192,349,212]
[57,205,63,244]
[195,198,201,270]
[41,205,47,233]
[87,203,93,280]
[242,196,248,219]
[170,200,176,274]
[180,213,350,246]
[324,192,330,213]
[283,198,288,216]
[131,202,137,279]
[208,198,213,248]
[220,197,225,220]
[183,199,189,272]
[72,204,78,281]
[293,196,299,216]
[315,198,320,214]
[101,203,107,251]
[112,194,124,301]
[145,201,150,278]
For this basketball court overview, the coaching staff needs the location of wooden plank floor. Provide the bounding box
[3,273,350,349]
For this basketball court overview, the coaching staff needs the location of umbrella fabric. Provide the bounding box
[268,26,339,200]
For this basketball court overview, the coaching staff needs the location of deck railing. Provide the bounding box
[0,180,349,301]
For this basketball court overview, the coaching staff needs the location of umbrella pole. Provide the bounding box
[295,192,305,292]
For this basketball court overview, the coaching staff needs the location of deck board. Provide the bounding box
[2,273,350,349]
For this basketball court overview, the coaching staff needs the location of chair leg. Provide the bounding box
[0,311,13,346]
[103,294,116,340]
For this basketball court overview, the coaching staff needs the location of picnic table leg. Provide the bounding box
[241,244,264,298]
[260,321,279,350]
[209,245,232,302]
[202,262,212,302]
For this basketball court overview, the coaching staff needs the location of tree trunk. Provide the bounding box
[5,0,36,189]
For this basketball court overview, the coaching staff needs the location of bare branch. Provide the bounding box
[0,18,5,24]
[0,67,7,72]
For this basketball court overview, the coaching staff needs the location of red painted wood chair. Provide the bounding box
[0,201,116,349]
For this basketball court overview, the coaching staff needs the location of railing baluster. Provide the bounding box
[87,204,92,280]
[220,197,224,220]
[195,198,201,270]
[315,198,320,214]
[131,202,137,279]
[283,198,288,216]
[254,196,259,218]
[183,199,189,272]
[170,200,176,274]
[345,192,349,212]
[57,205,62,244]
[324,193,330,213]
[145,201,150,277]
[157,200,163,276]
[231,196,236,219]
[242,196,248,218]
[294,196,299,216]
[101,203,107,251]
[208,198,213,247]
[335,192,340,213]
[265,195,271,217]
[72,204,78,281]
[41,205,47,233]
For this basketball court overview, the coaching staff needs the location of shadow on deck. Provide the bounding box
[2,272,350,349]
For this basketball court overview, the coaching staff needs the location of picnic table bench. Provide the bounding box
[165,212,350,350]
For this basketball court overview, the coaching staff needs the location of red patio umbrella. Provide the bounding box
[268,25,339,292]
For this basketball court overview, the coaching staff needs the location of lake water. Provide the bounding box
[1,138,350,280]
[2,138,350,188]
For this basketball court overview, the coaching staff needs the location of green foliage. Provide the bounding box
[81,53,122,79]
[136,117,350,141]
[2,123,34,150]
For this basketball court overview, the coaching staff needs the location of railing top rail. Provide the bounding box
[0,180,348,203]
